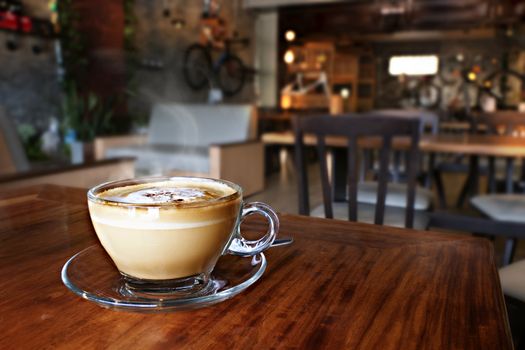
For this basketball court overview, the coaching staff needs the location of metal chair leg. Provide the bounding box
[501,237,518,266]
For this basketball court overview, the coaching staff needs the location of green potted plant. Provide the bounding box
[61,83,114,162]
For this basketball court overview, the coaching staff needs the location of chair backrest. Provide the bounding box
[0,107,30,175]
[366,109,439,135]
[427,212,525,266]
[293,114,421,228]
[477,111,525,136]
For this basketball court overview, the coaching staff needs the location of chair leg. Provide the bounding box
[392,150,401,182]
[456,178,470,208]
[425,153,435,189]
[520,158,525,193]
[501,238,518,266]
[487,157,496,193]
[433,169,447,209]
[456,155,479,208]
[505,157,514,194]
[359,150,367,182]
[505,295,525,350]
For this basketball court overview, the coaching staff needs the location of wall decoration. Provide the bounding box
[0,0,55,52]
[161,0,185,29]
[376,48,525,114]
[181,0,254,97]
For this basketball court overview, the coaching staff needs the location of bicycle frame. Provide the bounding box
[281,72,331,97]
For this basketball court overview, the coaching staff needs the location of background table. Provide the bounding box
[263,131,525,202]
[262,131,525,157]
[0,185,512,349]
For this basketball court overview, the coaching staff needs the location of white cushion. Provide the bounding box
[471,194,525,223]
[148,104,255,147]
[499,259,525,301]
[106,145,209,175]
[104,103,255,176]
[310,202,429,230]
[357,181,433,210]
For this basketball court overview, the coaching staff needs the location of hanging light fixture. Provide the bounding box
[281,94,292,110]
[284,49,295,64]
[285,30,296,42]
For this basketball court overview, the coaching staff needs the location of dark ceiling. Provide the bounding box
[279,0,525,36]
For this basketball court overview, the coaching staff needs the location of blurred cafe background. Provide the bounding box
[2,0,525,346]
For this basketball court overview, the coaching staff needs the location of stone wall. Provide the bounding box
[0,0,59,130]
[0,0,256,131]
[129,0,256,118]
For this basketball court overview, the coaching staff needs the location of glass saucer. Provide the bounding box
[61,245,266,312]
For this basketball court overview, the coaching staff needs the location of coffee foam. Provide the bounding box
[98,179,236,205]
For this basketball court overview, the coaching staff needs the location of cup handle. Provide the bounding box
[227,202,279,257]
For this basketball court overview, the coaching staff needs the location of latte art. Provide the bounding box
[98,179,236,205]
[113,187,219,204]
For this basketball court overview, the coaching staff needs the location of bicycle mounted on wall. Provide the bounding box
[379,53,525,113]
[182,0,252,97]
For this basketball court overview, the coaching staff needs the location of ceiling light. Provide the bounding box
[389,55,439,76]
[285,30,296,42]
[284,50,295,64]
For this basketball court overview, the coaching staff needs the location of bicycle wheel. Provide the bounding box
[217,55,245,96]
[439,60,463,86]
[484,69,525,108]
[416,81,441,109]
[183,44,212,90]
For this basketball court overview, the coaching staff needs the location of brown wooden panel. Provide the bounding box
[209,141,265,196]
[0,158,135,191]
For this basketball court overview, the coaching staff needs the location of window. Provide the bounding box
[388,55,439,76]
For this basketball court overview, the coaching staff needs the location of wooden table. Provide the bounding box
[263,132,525,203]
[439,121,488,133]
[0,185,512,349]
[262,131,525,157]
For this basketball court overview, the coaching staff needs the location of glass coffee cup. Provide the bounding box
[87,176,279,296]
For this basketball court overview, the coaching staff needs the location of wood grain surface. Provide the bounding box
[262,131,525,157]
[0,185,512,349]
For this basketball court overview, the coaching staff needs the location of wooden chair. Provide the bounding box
[477,111,525,194]
[364,109,439,187]
[432,114,483,209]
[434,112,525,209]
[293,114,422,229]
[468,112,525,261]
[427,212,525,349]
